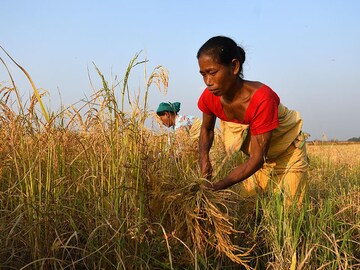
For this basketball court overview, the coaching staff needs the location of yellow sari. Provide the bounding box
[220,103,308,205]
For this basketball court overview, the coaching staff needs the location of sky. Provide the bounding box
[1,0,359,141]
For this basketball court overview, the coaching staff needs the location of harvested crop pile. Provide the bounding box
[152,175,253,269]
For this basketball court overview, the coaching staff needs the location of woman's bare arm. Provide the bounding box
[199,113,217,179]
[211,131,272,190]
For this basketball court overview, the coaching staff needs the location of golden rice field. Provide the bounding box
[307,142,360,167]
[0,52,359,269]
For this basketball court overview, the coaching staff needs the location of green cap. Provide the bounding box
[156,102,181,114]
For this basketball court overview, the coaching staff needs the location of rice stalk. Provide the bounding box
[0,56,24,114]
[144,64,168,112]
[122,51,147,112]
[0,46,50,123]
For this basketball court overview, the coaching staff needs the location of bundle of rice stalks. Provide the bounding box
[154,175,253,269]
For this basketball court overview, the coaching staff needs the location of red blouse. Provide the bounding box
[197,85,280,135]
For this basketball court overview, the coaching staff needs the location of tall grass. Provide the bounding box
[0,50,359,269]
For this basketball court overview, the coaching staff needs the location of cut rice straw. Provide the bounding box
[156,177,253,269]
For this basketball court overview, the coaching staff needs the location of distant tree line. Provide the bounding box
[347,137,360,142]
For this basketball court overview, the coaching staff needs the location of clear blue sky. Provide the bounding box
[2,0,359,140]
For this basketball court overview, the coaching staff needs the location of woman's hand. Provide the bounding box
[200,179,225,191]
[201,180,214,190]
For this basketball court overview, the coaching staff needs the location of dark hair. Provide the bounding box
[156,111,176,116]
[197,36,246,77]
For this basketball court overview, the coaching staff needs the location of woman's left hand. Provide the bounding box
[201,180,214,190]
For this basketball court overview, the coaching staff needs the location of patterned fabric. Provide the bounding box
[174,114,195,131]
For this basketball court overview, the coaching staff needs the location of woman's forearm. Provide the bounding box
[212,132,272,190]
[199,125,214,158]
[198,125,214,178]
[213,155,264,190]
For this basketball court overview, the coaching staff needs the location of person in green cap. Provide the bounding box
[156,102,200,133]
[156,102,202,158]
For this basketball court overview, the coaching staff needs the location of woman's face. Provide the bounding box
[159,112,174,127]
[198,54,239,96]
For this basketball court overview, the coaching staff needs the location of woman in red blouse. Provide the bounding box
[197,36,308,205]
